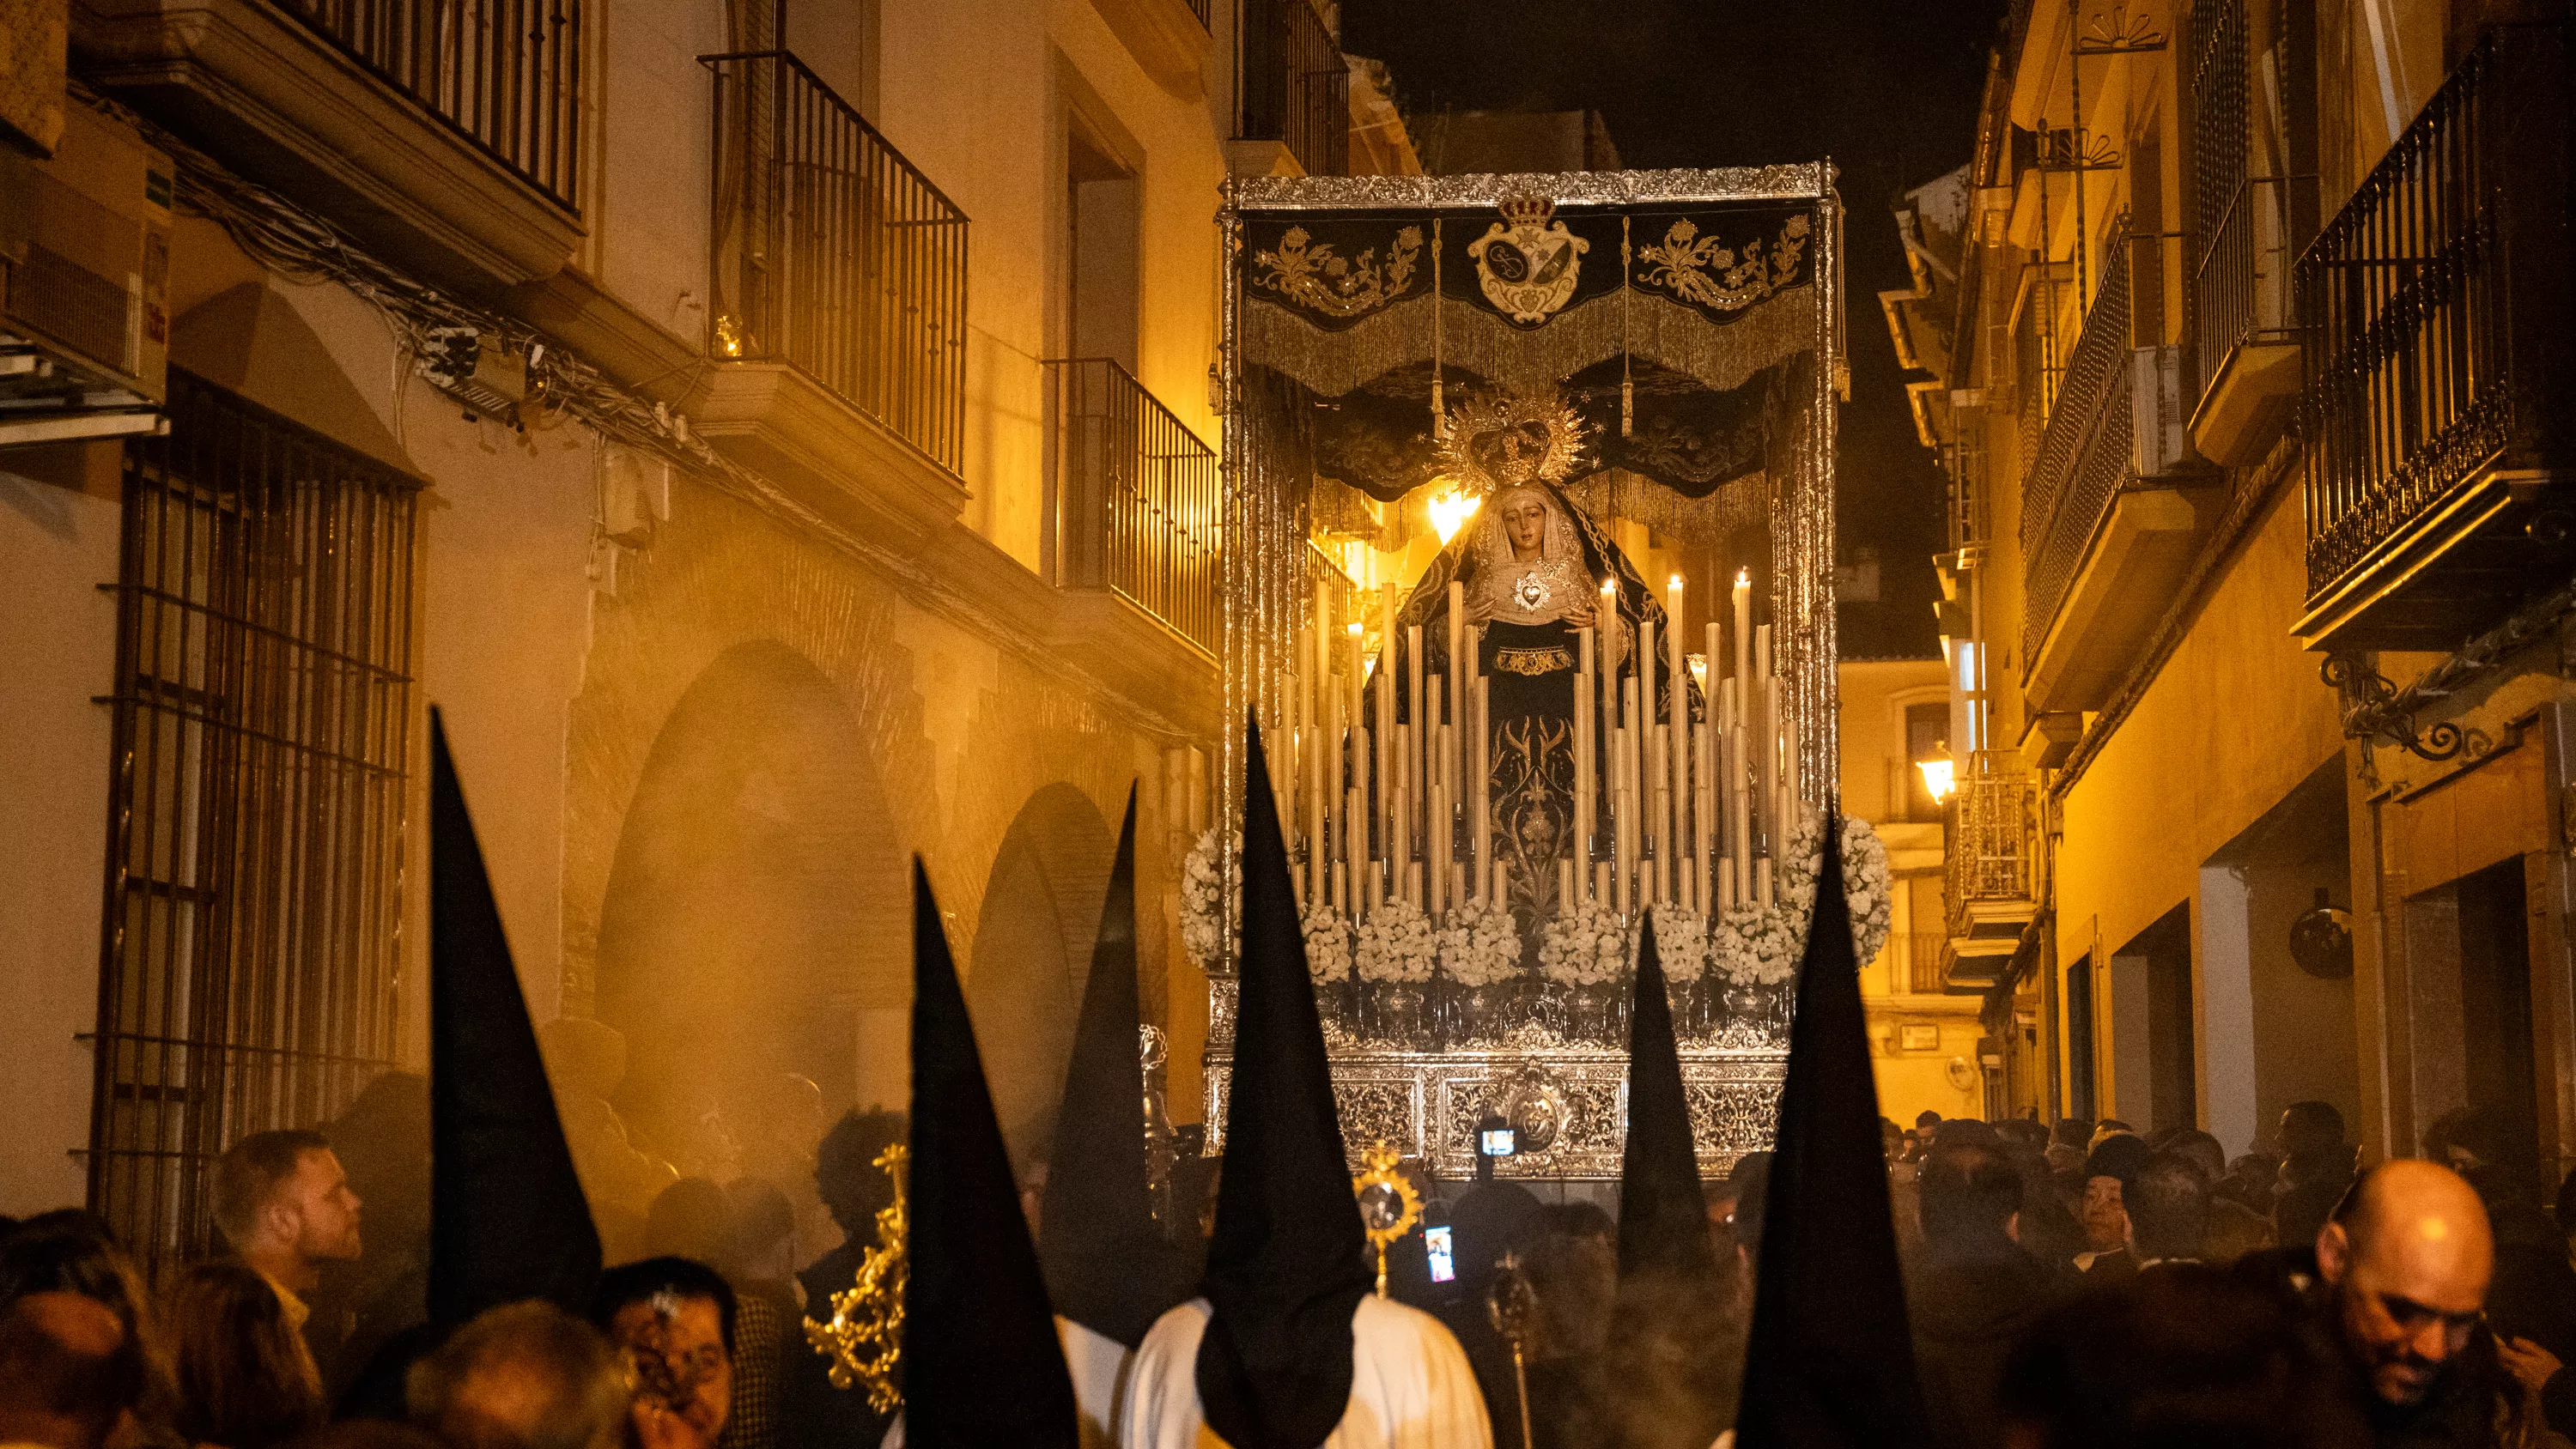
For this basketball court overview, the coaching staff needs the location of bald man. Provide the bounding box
[2308,1160,2535,1446]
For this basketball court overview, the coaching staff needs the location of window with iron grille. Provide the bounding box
[87,371,419,1273]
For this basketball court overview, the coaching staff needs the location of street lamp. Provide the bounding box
[1917,751,1957,805]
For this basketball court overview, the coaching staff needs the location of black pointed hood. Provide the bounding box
[1040,789,1185,1348]
[427,709,601,1325]
[1734,811,1934,1448]
[905,863,1079,1448]
[1195,720,1372,1449]
[1617,914,1716,1282]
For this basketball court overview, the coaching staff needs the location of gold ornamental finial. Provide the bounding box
[1351,1141,1425,1299]
[803,1144,908,1414]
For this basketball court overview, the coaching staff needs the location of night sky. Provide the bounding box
[1344,0,2008,658]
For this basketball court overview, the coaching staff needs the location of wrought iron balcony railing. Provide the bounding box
[1046,358,1223,654]
[1945,754,2036,943]
[2298,25,2573,603]
[1240,0,1347,177]
[271,0,581,209]
[704,51,969,474]
[2186,0,2318,403]
[2019,216,2134,664]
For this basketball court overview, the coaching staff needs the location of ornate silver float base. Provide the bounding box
[1202,979,1789,1181]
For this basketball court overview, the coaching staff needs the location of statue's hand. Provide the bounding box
[1564,602,1597,629]
[1463,597,1497,625]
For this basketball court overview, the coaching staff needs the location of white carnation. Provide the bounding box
[1437,898,1524,987]
[1539,905,1630,986]
[1300,904,1352,985]
[1353,898,1437,983]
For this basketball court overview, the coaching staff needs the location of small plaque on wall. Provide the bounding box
[1898,1024,1941,1053]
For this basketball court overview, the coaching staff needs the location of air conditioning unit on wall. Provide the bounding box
[0,103,173,447]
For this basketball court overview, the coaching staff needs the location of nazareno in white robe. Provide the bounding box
[1118,1294,1492,1449]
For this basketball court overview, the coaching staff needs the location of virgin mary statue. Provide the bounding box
[1379,385,1678,935]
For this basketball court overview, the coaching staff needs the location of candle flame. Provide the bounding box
[1348,621,1364,635]
[1669,574,1684,591]
[1426,489,1479,544]
[1601,579,1616,596]
[1735,567,1751,586]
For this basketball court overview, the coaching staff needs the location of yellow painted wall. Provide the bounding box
[2053,486,2345,967]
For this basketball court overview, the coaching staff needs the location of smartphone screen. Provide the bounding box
[1480,1126,1516,1156]
[1425,1225,1455,1283]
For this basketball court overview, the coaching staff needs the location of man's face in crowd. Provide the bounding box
[610,1295,732,1442]
[2318,1188,2494,1407]
[281,1148,363,1261]
[2081,1175,2127,1253]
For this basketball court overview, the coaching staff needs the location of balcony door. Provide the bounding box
[1067,126,1139,375]
[2110,905,2197,1135]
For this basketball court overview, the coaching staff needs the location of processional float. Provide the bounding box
[1197,166,1856,1179]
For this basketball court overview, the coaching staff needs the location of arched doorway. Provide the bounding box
[969,784,1116,1169]
[592,641,906,1171]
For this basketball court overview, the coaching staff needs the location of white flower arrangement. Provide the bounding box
[1538,904,1631,986]
[1714,902,1801,986]
[1644,902,1710,983]
[1180,827,1236,968]
[1770,810,1896,967]
[1299,904,1352,985]
[1353,898,1437,984]
[1706,809,1897,987]
[1437,898,1523,987]
[1839,817,1894,967]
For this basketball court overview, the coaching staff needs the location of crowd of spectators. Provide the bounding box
[6,1098,2574,1449]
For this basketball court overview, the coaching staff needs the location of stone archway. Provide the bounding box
[592,640,906,1168]
[969,784,1117,1169]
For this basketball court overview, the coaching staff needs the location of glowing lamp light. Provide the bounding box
[1917,754,1958,805]
[1427,489,1480,543]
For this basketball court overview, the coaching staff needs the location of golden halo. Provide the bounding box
[1433,384,1590,495]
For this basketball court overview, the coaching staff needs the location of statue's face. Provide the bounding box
[1501,494,1549,555]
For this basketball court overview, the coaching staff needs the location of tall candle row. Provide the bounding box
[1279,567,1801,927]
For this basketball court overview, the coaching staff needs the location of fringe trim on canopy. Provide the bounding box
[1558,469,1772,553]
[1244,288,1818,399]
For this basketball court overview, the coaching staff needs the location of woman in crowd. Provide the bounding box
[161,1263,325,1449]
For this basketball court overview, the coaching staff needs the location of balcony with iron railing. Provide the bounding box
[2017,221,2219,712]
[78,0,586,289]
[1239,0,1348,177]
[2292,25,2575,653]
[1942,753,2037,991]
[2184,0,2318,468]
[1046,358,1223,656]
[684,50,973,546]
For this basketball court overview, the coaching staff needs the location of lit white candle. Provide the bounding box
[1473,669,1492,906]
[1348,622,1367,919]
[1755,622,1776,860]
[1575,627,1595,906]
[1732,567,1753,691]
[1407,621,1425,882]
[1640,613,1659,881]
[1667,575,1687,906]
